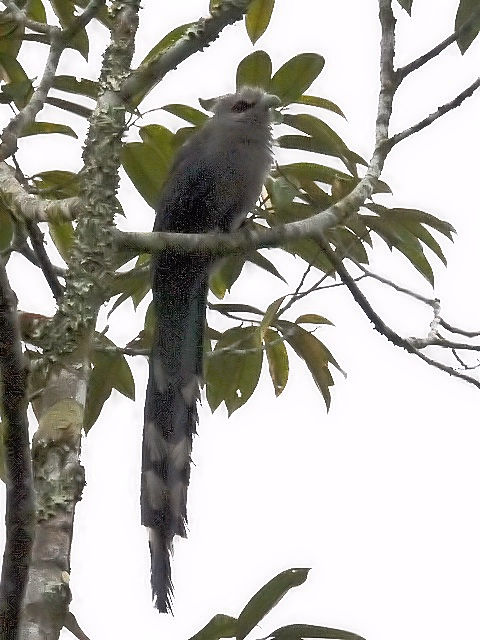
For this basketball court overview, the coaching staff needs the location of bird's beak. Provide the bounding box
[263,93,281,109]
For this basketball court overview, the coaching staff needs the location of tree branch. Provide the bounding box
[0,260,34,639]
[390,76,480,147]
[61,0,105,41]
[317,234,480,390]
[26,222,64,300]
[397,7,480,80]
[120,0,254,103]
[2,0,54,34]
[0,31,64,161]
[0,163,82,222]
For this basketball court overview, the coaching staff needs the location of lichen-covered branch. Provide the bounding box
[0,261,34,640]
[20,2,141,638]
[0,163,82,222]
[120,0,254,104]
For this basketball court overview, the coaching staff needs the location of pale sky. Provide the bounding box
[2,2,480,640]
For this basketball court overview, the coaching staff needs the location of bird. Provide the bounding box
[141,86,280,612]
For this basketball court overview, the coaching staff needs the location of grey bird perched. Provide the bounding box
[142,86,280,612]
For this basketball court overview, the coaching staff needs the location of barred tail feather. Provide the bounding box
[142,253,209,612]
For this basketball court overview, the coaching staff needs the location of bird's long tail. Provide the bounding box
[142,251,210,612]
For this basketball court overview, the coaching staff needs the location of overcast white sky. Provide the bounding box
[2,1,480,639]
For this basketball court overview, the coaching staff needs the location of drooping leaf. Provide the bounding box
[20,121,78,139]
[245,0,275,44]
[294,95,346,118]
[131,22,195,107]
[32,170,80,198]
[206,326,263,415]
[0,205,13,251]
[277,162,353,188]
[50,0,89,60]
[327,227,369,264]
[28,0,47,23]
[84,340,135,431]
[45,96,93,119]
[48,221,75,261]
[188,614,237,640]
[209,255,245,299]
[236,568,310,640]
[236,50,272,90]
[267,624,366,640]
[264,328,288,396]
[161,103,209,126]
[278,321,339,409]
[396,0,413,15]
[122,140,170,209]
[209,302,264,317]
[260,297,285,338]
[270,53,325,105]
[456,0,480,53]
[246,251,287,283]
[52,75,99,100]
[0,14,23,58]
[0,53,32,107]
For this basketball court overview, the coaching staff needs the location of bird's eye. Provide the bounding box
[231,99,254,112]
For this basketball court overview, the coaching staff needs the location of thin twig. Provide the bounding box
[62,0,105,41]
[2,0,53,34]
[317,235,480,390]
[390,77,480,147]
[0,31,64,161]
[439,318,480,338]
[397,7,480,80]
[0,260,34,639]
[26,222,64,300]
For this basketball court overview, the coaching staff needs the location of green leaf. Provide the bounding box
[245,0,275,44]
[236,569,310,640]
[260,297,285,338]
[0,15,23,58]
[278,322,337,409]
[456,0,480,53]
[161,103,208,126]
[0,205,13,251]
[52,75,99,100]
[246,251,287,283]
[50,0,89,60]
[294,95,346,118]
[264,328,288,396]
[270,53,325,105]
[85,341,135,431]
[189,614,237,640]
[0,53,32,107]
[209,255,245,299]
[282,113,361,175]
[27,0,47,23]
[206,326,263,415]
[84,354,114,432]
[236,50,272,90]
[362,215,434,284]
[32,170,80,198]
[278,162,353,187]
[20,121,78,139]
[132,23,195,107]
[122,141,170,209]
[267,624,366,640]
[396,0,413,15]
[295,314,333,325]
[209,303,264,316]
[327,227,369,264]
[45,96,93,119]
[48,221,74,260]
